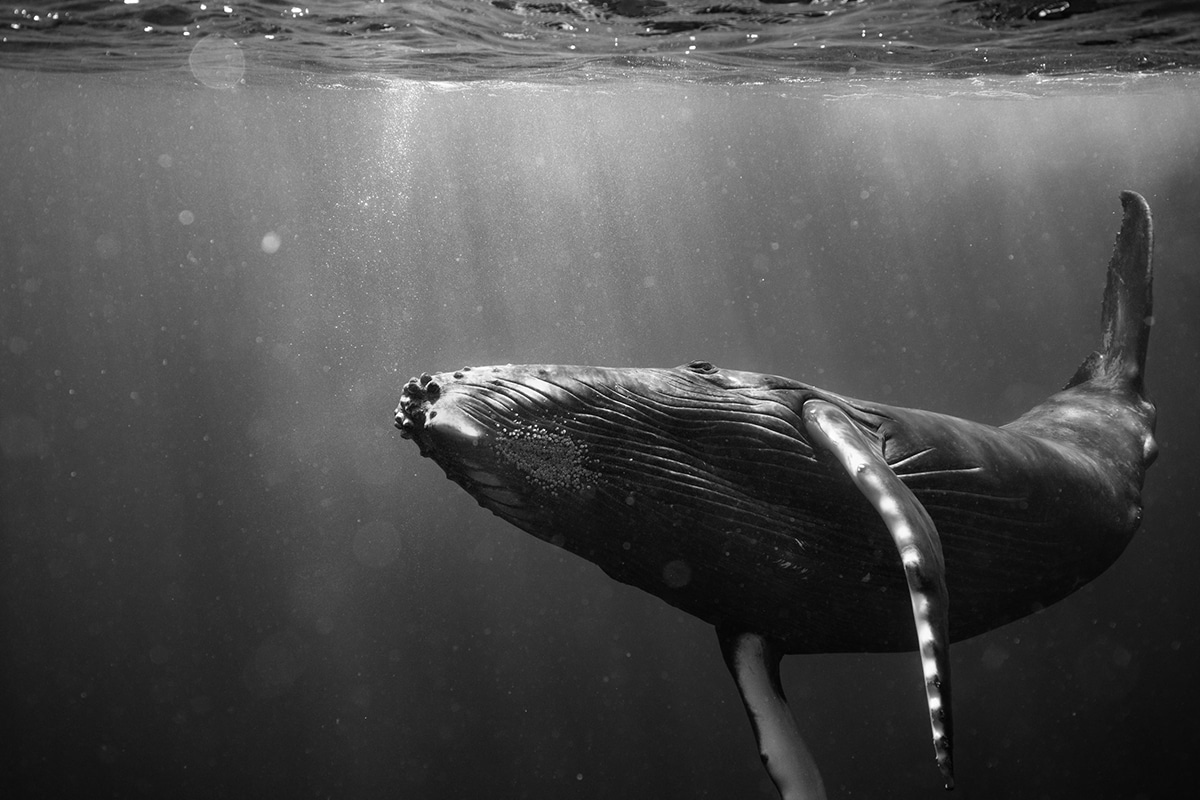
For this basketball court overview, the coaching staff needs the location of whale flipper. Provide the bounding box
[801,399,954,788]
[718,629,827,800]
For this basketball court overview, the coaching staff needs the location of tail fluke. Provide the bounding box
[1100,190,1154,394]
[1065,191,1154,395]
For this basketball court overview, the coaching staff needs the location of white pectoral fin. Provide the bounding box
[717,629,828,800]
[802,400,955,789]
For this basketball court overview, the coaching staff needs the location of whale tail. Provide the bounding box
[1066,190,1154,396]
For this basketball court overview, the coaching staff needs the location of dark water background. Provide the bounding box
[4,3,1200,800]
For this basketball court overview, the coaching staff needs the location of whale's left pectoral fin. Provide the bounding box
[802,400,955,789]
[718,628,828,800]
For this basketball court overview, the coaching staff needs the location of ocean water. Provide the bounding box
[3,2,1200,799]
[4,0,1200,79]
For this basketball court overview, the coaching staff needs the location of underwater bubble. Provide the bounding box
[94,232,121,260]
[981,642,1010,671]
[662,560,692,589]
[189,35,245,89]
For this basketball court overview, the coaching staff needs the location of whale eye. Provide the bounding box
[687,360,718,374]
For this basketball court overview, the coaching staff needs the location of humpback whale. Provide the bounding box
[393,192,1156,798]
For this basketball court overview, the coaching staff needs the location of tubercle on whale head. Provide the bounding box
[395,367,498,451]
[394,373,439,437]
[395,365,623,534]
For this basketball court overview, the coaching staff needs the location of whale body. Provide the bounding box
[394,192,1156,799]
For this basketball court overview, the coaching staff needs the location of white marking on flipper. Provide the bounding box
[717,629,828,800]
[802,400,955,789]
